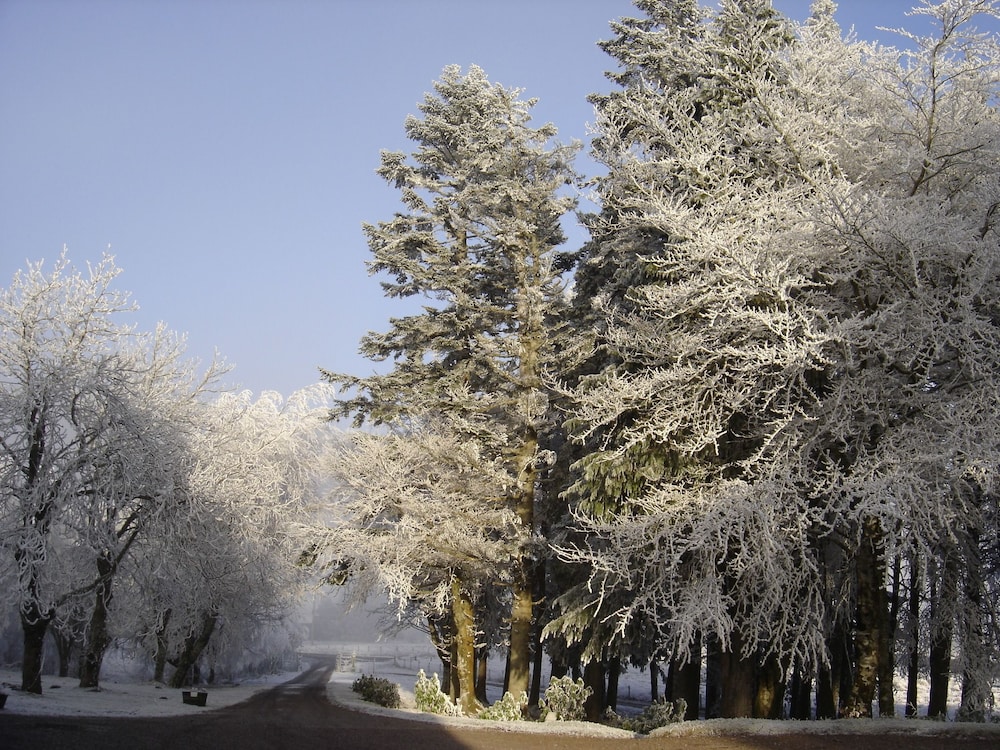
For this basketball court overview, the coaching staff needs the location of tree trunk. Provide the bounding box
[817,622,849,719]
[427,613,453,695]
[606,655,620,712]
[154,609,172,683]
[650,659,660,702]
[51,622,76,678]
[705,634,722,718]
[168,611,218,689]
[672,636,701,720]
[583,659,606,721]
[475,646,489,706]
[719,632,755,719]
[79,555,115,688]
[20,602,52,694]
[905,556,921,717]
[753,652,785,719]
[789,660,811,720]
[958,528,989,722]
[507,570,534,696]
[451,578,482,715]
[927,553,957,719]
[845,517,887,718]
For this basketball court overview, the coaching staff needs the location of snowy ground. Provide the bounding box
[1,640,998,741]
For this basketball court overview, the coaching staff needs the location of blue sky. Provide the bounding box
[1,1,992,397]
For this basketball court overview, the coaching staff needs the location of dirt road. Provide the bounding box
[1,657,995,750]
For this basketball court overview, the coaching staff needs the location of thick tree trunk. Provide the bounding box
[20,603,52,694]
[672,636,701,720]
[168,611,218,689]
[583,659,606,721]
[451,578,482,715]
[719,632,755,719]
[845,518,887,718]
[927,554,957,719]
[958,528,989,722]
[79,556,115,688]
[754,652,785,719]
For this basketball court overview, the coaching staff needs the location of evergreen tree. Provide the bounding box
[323,64,580,703]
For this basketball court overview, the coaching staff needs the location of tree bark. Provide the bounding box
[79,555,115,688]
[719,631,755,718]
[905,556,921,718]
[451,577,482,715]
[606,655,620,712]
[672,636,701,720]
[705,634,722,718]
[845,517,887,718]
[958,527,989,722]
[475,646,489,706]
[927,554,956,719]
[154,609,172,683]
[583,659,606,721]
[168,611,218,689]
[789,660,811,720]
[753,652,785,719]
[20,602,51,694]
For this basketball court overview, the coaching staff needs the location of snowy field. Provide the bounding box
[1,640,998,741]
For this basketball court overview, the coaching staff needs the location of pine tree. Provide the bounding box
[323,64,580,702]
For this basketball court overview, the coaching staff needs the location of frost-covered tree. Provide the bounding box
[553,0,839,719]
[0,252,225,693]
[314,421,517,714]
[322,64,580,699]
[802,0,1000,718]
[136,387,330,689]
[554,0,1000,721]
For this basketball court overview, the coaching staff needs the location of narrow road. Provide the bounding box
[1,657,996,750]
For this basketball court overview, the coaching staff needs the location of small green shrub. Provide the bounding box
[413,669,462,716]
[478,690,529,721]
[351,673,401,709]
[606,697,687,734]
[543,675,591,721]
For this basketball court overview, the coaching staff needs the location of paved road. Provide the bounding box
[1,657,997,750]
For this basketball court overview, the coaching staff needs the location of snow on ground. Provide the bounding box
[1,640,998,741]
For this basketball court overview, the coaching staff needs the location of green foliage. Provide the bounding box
[351,673,401,709]
[413,669,461,716]
[477,690,529,721]
[542,675,591,721]
[605,698,687,734]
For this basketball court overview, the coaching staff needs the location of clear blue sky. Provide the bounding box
[1,1,992,397]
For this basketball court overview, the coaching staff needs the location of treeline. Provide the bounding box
[314,0,1000,722]
[0,253,331,693]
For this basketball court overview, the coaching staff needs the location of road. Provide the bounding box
[1,656,996,750]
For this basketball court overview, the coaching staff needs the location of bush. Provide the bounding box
[605,698,687,734]
[542,675,591,721]
[478,690,529,721]
[413,669,462,716]
[351,673,401,709]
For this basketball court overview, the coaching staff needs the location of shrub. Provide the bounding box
[413,669,462,716]
[478,690,529,721]
[351,673,401,709]
[606,698,687,734]
[542,675,591,721]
